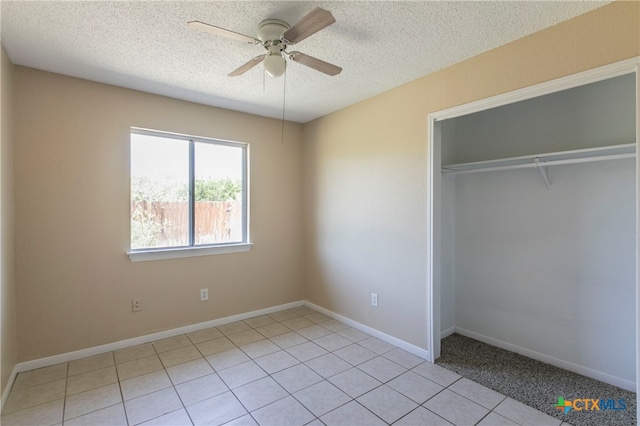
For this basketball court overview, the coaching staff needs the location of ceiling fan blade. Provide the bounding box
[288,52,342,76]
[228,55,266,77]
[282,8,335,44]
[188,21,259,44]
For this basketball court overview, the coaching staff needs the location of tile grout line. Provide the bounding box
[156,337,191,426]
[61,361,69,425]
[113,351,131,426]
[171,379,195,426]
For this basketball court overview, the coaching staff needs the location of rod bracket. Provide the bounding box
[535,157,551,188]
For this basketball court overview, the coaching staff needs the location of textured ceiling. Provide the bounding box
[1,1,608,123]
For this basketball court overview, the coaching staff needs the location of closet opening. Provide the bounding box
[426,58,639,422]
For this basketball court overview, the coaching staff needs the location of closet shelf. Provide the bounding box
[442,143,636,176]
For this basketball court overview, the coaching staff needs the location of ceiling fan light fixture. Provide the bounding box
[264,52,286,77]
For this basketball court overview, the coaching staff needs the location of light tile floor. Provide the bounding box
[1,306,569,426]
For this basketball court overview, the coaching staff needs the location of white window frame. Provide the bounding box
[128,128,251,262]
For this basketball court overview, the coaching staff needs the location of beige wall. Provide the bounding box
[302,1,640,349]
[13,68,304,361]
[1,45,17,395]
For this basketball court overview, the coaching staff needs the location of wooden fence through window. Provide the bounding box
[131,200,242,247]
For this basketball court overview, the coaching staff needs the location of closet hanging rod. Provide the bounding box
[442,152,635,176]
[441,143,636,176]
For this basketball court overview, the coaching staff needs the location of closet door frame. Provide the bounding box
[425,56,640,414]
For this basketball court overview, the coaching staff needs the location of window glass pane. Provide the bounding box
[194,142,244,245]
[131,133,189,249]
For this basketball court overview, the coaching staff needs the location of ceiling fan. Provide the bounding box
[188,7,342,78]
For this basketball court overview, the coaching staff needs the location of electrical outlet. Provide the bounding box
[371,293,378,307]
[132,299,142,312]
[200,288,208,301]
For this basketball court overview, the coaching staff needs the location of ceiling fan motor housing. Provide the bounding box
[257,19,289,43]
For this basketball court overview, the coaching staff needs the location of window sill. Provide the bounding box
[128,243,253,262]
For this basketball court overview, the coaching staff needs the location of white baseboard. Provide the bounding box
[1,365,18,413]
[440,326,455,339]
[303,301,430,360]
[455,327,636,392]
[10,299,432,375]
[6,299,434,411]
[14,300,304,374]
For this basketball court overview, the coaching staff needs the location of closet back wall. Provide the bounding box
[441,75,636,387]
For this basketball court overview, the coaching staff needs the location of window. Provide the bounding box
[129,128,250,261]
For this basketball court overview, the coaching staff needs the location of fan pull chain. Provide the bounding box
[281,69,286,144]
